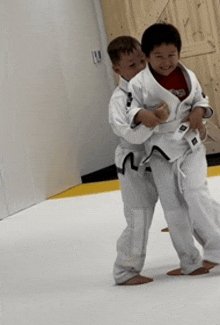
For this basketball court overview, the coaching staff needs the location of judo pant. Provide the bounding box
[150,145,220,274]
[178,145,220,263]
[113,158,158,284]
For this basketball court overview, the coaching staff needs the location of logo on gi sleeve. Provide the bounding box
[127,92,133,107]
[192,137,198,146]
[179,125,188,132]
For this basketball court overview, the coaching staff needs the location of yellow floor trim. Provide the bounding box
[49,166,220,199]
[207,165,220,178]
[50,179,120,199]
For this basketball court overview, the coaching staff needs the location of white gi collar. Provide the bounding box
[118,76,129,94]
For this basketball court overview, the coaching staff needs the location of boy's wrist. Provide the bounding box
[134,109,146,125]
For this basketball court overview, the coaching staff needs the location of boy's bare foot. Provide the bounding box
[189,267,209,275]
[161,227,169,232]
[119,275,153,285]
[167,266,209,276]
[203,260,219,269]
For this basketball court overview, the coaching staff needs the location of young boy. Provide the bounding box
[107,36,171,285]
[127,23,220,275]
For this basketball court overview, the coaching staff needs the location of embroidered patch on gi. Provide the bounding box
[192,137,198,146]
[179,125,188,132]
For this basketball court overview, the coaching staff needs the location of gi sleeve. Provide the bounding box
[192,81,213,119]
[109,93,153,145]
[126,81,146,127]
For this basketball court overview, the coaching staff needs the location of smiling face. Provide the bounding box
[146,43,180,76]
[113,46,146,81]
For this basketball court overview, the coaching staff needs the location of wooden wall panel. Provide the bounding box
[100,0,220,153]
[100,0,170,41]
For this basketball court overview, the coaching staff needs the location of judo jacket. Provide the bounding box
[109,77,152,174]
[127,63,213,162]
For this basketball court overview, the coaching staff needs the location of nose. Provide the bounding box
[162,57,171,65]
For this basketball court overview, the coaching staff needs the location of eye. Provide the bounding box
[129,63,135,68]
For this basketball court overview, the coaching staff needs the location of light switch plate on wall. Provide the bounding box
[91,50,102,64]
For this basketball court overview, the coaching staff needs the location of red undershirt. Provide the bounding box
[151,66,189,101]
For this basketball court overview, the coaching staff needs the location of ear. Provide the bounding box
[112,64,121,74]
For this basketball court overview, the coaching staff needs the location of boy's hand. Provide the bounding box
[198,123,207,141]
[182,107,205,130]
[154,102,169,123]
[134,109,162,128]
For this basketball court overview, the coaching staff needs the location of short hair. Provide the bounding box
[141,23,182,57]
[107,36,140,65]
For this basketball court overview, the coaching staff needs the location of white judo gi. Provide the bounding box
[127,62,220,273]
[109,77,158,284]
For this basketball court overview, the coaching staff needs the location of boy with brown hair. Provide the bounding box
[107,36,170,285]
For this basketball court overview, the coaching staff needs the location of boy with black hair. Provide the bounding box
[108,36,170,285]
[107,35,210,285]
[127,23,220,276]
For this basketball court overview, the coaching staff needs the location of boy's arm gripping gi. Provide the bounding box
[109,87,153,145]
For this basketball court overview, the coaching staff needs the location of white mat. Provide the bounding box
[1,177,220,325]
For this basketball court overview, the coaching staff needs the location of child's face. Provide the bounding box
[146,43,180,76]
[113,47,146,81]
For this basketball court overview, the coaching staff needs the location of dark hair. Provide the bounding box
[141,23,182,57]
[107,36,140,65]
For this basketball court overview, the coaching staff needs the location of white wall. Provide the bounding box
[0,0,117,218]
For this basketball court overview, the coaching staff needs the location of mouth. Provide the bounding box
[160,67,171,71]
[159,66,173,75]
